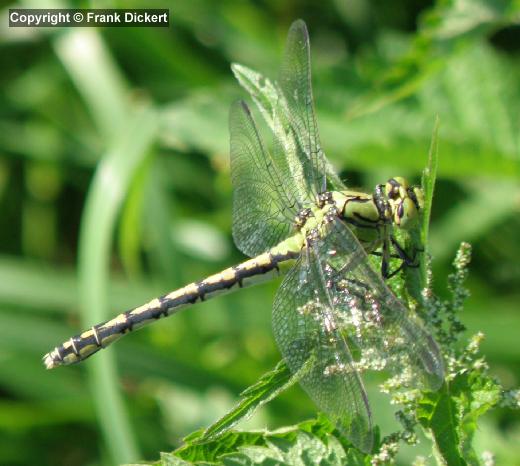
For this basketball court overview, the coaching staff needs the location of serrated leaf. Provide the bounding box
[175,431,269,463]
[222,431,348,465]
[457,372,502,463]
[192,360,300,443]
[159,452,193,466]
[417,371,502,466]
[418,381,466,466]
[146,418,368,466]
[403,118,440,304]
[231,63,279,130]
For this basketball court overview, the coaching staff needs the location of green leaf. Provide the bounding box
[417,371,502,466]
[421,0,520,40]
[127,418,368,466]
[221,430,349,465]
[78,104,158,464]
[118,155,152,280]
[174,431,268,464]
[193,360,296,442]
[418,381,466,466]
[421,116,439,253]
[404,118,439,303]
[457,371,501,463]
[230,63,279,129]
[400,118,439,303]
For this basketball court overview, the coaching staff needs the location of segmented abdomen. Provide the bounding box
[44,250,297,369]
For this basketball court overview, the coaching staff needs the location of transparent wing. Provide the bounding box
[272,248,373,453]
[310,217,444,390]
[230,100,300,257]
[278,19,346,196]
[230,20,346,207]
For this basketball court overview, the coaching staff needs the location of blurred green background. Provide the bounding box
[1,0,519,465]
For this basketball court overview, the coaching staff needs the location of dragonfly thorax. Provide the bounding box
[324,177,424,254]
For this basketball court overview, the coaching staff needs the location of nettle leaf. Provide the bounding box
[421,0,519,40]
[231,63,345,192]
[175,431,267,464]
[220,430,349,465]
[153,417,368,466]
[192,360,297,442]
[417,371,501,466]
[457,371,502,463]
[418,381,466,466]
[404,117,440,304]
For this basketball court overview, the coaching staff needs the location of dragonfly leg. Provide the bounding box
[390,236,422,267]
[380,238,392,279]
[378,236,423,279]
[370,251,402,260]
[383,259,406,279]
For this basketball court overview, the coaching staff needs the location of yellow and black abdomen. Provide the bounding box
[44,250,298,369]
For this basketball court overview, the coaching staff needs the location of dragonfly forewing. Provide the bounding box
[308,217,444,389]
[278,19,326,197]
[231,21,345,204]
[273,247,373,453]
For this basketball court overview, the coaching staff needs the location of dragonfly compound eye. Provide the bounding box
[385,177,409,200]
[393,195,420,229]
[409,186,424,211]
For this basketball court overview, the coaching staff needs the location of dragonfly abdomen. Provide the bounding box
[43,250,297,369]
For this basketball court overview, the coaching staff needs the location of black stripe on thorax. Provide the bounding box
[344,216,381,230]
[344,196,372,204]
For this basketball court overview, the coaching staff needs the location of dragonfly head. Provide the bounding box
[385,177,424,230]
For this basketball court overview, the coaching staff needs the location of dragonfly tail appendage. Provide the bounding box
[44,251,293,369]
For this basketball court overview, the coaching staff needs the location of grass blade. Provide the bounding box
[78,104,158,464]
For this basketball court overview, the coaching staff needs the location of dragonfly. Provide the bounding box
[44,19,444,453]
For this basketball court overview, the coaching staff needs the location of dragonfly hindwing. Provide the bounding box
[229,101,297,257]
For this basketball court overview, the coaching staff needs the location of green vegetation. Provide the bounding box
[1,1,519,465]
